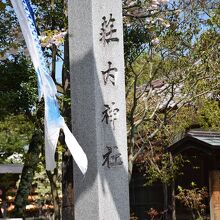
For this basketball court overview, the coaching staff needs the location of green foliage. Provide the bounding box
[0,115,34,162]
[0,56,37,163]
[32,152,62,204]
[0,57,37,118]
[145,153,183,185]
[126,1,220,183]
[0,0,25,58]
[1,1,220,218]
[0,2,6,11]
[0,1,66,218]
[176,182,208,220]
[168,99,220,140]
[31,0,67,31]
[32,162,54,203]
[197,100,220,130]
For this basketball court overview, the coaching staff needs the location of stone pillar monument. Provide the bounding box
[68,0,130,219]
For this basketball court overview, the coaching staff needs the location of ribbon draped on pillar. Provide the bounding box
[10,0,88,174]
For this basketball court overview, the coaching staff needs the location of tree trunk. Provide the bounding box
[61,33,75,220]
[46,168,61,220]
[171,181,176,220]
[62,150,74,220]
[163,183,168,220]
[13,132,42,217]
[169,153,176,220]
[128,156,134,182]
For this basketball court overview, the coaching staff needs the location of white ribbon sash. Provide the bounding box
[11,0,88,174]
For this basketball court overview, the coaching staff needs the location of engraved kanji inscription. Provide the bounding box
[101,61,117,85]
[100,14,119,45]
[102,102,119,129]
[102,146,123,168]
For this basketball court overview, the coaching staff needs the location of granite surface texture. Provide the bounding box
[69,0,130,219]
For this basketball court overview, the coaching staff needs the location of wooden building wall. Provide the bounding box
[130,149,212,220]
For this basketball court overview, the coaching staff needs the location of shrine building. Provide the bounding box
[168,130,220,220]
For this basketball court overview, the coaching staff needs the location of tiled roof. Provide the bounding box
[187,130,220,147]
[167,130,220,155]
